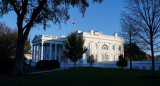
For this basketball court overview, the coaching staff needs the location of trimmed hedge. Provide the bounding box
[36,60,60,70]
[50,60,60,68]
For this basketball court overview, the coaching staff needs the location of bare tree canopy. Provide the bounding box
[124,0,160,76]
[120,13,139,44]
[120,12,140,70]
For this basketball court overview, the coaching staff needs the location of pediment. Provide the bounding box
[32,35,42,43]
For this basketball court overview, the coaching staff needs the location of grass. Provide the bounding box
[0,67,160,86]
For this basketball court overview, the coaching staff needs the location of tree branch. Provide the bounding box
[23,0,47,41]
[7,0,20,15]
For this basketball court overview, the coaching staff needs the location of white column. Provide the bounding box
[49,43,52,60]
[90,42,92,54]
[35,45,37,62]
[41,43,44,60]
[39,45,41,60]
[62,44,65,52]
[38,45,40,61]
[32,45,34,62]
[98,42,102,62]
[58,46,60,62]
[43,46,45,60]
[115,44,118,60]
[55,44,57,60]
[109,43,111,61]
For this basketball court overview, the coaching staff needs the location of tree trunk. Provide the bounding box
[74,62,76,68]
[150,30,155,77]
[130,57,132,70]
[12,39,25,75]
[150,42,155,76]
[129,31,132,70]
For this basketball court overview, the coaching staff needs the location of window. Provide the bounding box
[95,43,98,50]
[112,45,115,50]
[114,55,116,61]
[86,42,90,49]
[105,53,109,61]
[101,54,105,61]
[101,53,109,61]
[102,44,108,50]
[94,54,98,62]
[118,46,121,51]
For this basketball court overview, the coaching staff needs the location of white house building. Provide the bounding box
[32,30,124,65]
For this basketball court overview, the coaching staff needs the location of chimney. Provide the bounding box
[89,29,94,34]
[114,32,118,37]
[77,29,82,33]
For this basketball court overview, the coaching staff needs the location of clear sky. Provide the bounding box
[0,0,125,39]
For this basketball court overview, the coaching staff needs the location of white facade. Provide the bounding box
[32,30,124,64]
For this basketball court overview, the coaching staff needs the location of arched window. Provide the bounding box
[102,44,108,50]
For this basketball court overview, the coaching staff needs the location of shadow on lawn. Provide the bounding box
[140,75,160,80]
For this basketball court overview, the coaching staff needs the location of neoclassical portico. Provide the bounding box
[32,30,124,65]
[32,35,65,63]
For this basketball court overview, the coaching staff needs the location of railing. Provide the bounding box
[41,35,66,39]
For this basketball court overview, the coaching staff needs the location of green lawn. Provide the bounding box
[0,67,160,86]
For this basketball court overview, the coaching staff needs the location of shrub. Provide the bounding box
[36,60,49,70]
[49,60,60,68]
[136,66,139,69]
[36,60,60,70]
[142,66,146,70]
[116,55,128,69]
[0,58,15,75]
[87,55,95,66]
[150,66,152,70]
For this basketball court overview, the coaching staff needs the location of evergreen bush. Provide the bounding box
[116,55,128,69]
[87,55,95,66]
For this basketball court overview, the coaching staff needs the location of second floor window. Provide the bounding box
[118,45,121,51]
[112,45,115,50]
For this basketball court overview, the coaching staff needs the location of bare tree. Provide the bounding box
[0,0,102,75]
[120,13,139,70]
[124,0,160,76]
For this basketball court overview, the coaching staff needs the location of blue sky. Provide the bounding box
[0,0,125,38]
